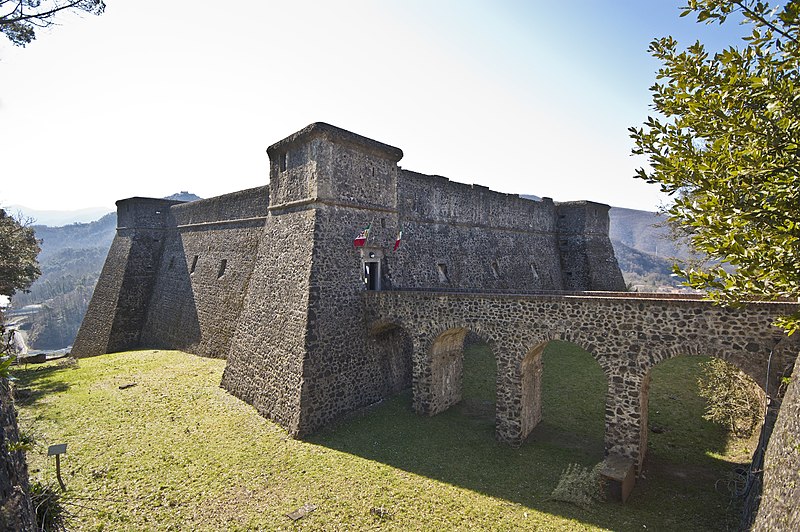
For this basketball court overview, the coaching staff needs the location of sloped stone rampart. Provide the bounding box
[221,209,317,435]
[140,187,269,358]
[754,351,800,530]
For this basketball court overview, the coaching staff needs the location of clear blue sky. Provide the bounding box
[0,0,749,212]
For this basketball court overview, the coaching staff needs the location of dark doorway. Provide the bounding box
[365,261,380,290]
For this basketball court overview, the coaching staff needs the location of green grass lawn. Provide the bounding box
[11,344,753,531]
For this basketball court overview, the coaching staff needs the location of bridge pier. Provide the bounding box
[604,366,651,474]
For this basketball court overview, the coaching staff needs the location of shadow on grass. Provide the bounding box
[11,361,73,407]
[310,347,746,531]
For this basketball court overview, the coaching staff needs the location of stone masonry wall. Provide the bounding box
[73,198,180,357]
[393,170,565,291]
[0,382,35,532]
[140,187,268,358]
[754,350,800,530]
[556,201,626,291]
[221,209,317,435]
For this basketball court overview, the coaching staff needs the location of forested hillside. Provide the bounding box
[13,214,116,349]
[608,207,699,292]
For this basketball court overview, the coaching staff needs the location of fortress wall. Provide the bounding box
[392,170,565,290]
[169,186,269,225]
[556,202,626,291]
[220,209,317,435]
[754,350,800,530]
[297,206,407,434]
[139,187,268,358]
[71,235,135,357]
[73,198,179,357]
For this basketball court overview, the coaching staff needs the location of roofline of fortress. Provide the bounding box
[266,122,404,163]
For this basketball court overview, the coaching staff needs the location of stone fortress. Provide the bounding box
[73,122,627,434]
[74,123,799,517]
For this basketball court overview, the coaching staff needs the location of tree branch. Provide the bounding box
[732,0,800,46]
[0,0,88,26]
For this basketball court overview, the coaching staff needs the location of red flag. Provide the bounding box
[353,224,371,247]
[393,227,403,251]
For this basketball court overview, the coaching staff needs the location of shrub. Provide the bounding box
[29,480,68,532]
[697,358,764,438]
[549,463,605,509]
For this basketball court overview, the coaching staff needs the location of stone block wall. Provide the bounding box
[73,197,181,357]
[221,208,317,435]
[556,201,626,291]
[393,170,564,291]
[140,187,268,357]
[754,350,800,530]
[0,382,35,532]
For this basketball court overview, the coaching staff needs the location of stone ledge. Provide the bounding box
[600,454,636,503]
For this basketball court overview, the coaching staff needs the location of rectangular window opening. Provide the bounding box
[280,151,288,172]
[217,259,227,279]
[437,262,449,283]
[190,255,199,274]
[491,261,500,279]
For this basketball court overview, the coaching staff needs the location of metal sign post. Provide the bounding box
[47,443,67,491]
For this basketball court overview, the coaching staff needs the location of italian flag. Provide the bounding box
[353,224,371,247]
[393,227,403,251]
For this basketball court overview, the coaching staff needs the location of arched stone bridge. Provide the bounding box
[363,290,799,473]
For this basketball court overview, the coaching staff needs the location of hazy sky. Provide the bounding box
[0,0,748,212]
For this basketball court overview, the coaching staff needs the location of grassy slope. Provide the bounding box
[13,346,750,531]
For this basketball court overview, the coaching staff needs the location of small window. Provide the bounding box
[437,262,449,283]
[280,151,288,172]
[168,257,175,270]
[217,259,227,279]
[190,255,199,274]
[491,261,500,279]
[380,218,386,228]
[530,264,540,280]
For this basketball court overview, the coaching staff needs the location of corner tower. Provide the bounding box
[221,123,406,435]
[72,197,182,357]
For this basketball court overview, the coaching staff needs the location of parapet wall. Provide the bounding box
[398,170,556,231]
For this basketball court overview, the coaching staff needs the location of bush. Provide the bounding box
[29,480,67,532]
[549,463,605,509]
[697,359,764,438]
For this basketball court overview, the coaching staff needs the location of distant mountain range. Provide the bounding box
[6,193,694,350]
[6,205,113,227]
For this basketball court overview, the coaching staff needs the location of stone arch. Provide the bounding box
[517,332,611,445]
[621,335,797,474]
[367,319,414,398]
[645,338,793,396]
[418,322,498,417]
